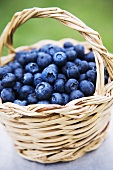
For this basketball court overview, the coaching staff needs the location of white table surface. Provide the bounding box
[0,110,113,170]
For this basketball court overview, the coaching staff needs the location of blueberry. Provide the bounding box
[14,100,27,106]
[63,42,74,48]
[15,51,27,66]
[65,79,79,93]
[67,65,80,79]
[40,44,62,56]
[42,65,58,84]
[34,73,43,86]
[0,65,12,79]
[8,61,22,71]
[48,64,58,71]
[58,74,67,83]
[25,50,38,63]
[0,81,4,91]
[1,73,16,88]
[14,68,24,81]
[104,75,108,85]
[39,44,51,53]
[37,100,50,104]
[35,82,53,100]
[23,73,33,85]
[74,58,81,66]
[53,52,67,66]
[79,80,95,96]
[1,88,15,102]
[79,73,87,82]
[70,90,85,101]
[88,62,96,70]
[37,52,52,68]
[84,52,95,62]
[86,70,97,84]
[65,50,77,61]
[77,60,89,74]
[50,93,63,105]
[54,79,65,93]
[13,82,22,93]
[27,93,38,104]
[19,85,35,100]
[61,93,69,105]
[62,62,75,75]
[25,63,39,74]
[74,44,85,59]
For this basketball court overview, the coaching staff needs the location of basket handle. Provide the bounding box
[0,7,113,95]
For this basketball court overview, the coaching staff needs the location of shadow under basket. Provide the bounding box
[0,7,113,163]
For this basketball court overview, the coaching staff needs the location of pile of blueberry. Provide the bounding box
[0,42,109,106]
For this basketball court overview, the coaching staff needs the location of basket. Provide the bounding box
[0,7,113,164]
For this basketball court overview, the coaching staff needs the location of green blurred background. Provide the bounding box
[0,0,113,53]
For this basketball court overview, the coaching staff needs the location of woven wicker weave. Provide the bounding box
[0,7,113,163]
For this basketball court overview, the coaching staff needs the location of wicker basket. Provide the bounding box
[0,7,113,164]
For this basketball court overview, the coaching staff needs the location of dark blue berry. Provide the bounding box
[62,62,75,75]
[51,93,63,105]
[37,52,52,68]
[54,79,65,93]
[14,100,27,106]
[88,62,96,70]
[25,50,38,63]
[86,70,97,84]
[14,68,24,81]
[53,52,67,66]
[19,85,35,100]
[1,88,15,102]
[74,44,85,59]
[74,58,81,66]
[15,51,27,66]
[8,61,22,71]
[79,74,87,82]
[40,44,62,56]
[23,73,33,85]
[62,93,69,105]
[42,65,58,84]
[67,65,80,79]
[63,42,74,48]
[13,82,22,93]
[65,79,79,93]
[27,93,38,104]
[37,100,50,104]
[34,73,43,86]
[1,73,16,88]
[35,82,53,100]
[84,52,95,62]
[65,50,77,61]
[79,80,95,96]
[58,74,67,82]
[0,65,12,79]
[70,90,85,101]
[25,62,39,74]
[77,60,89,74]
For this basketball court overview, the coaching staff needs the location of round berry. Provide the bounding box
[27,93,38,104]
[70,90,85,101]
[51,93,63,105]
[65,79,79,93]
[25,63,39,74]
[58,74,67,83]
[84,52,95,62]
[79,80,95,96]
[62,93,69,105]
[23,73,33,85]
[54,79,65,93]
[79,74,87,82]
[88,62,96,70]
[15,51,27,66]
[53,52,67,66]
[34,73,43,86]
[65,50,77,61]
[63,42,74,48]
[67,65,80,79]
[8,61,22,71]
[1,73,16,88]
[19,85,35,100]
[1,88,15,102]
[37,52,52,68]
[35,82,53,100]
[86,70,97,84]
[0,81,4,91]
[62,62,75,75]
[77,60,89,74]
[14,68,24,81]
[13,82,22,93]
[74,44,85,59]
[37,100,50,104]
[0,65,12,79]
